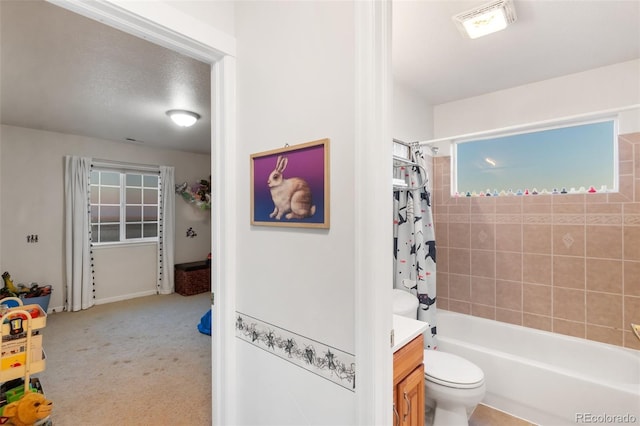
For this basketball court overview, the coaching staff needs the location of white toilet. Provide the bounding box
[392,289,486,426]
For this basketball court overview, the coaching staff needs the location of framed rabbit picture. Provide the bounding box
[250,138,330,229]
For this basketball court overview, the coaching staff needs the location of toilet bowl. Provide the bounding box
[392,288,485,426]
[423,349,485,426]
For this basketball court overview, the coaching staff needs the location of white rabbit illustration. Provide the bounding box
[267,155,316,220]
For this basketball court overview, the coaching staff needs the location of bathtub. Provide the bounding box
[436,310,640,425]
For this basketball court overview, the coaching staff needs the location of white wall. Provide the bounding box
[393,79,434,143]
[434,59,640,140]
[0,124,210,311]
[234,1,357,424]
[166,0,235,38]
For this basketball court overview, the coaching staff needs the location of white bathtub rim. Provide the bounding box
[436,311,640,390]
[438,310,640,357]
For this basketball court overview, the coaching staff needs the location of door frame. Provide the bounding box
[47,1,237,424]
[50,1,393,424]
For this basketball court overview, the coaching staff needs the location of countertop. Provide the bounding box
[392,314,428,352]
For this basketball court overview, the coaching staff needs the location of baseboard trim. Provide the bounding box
[45,290,160,314]
[95,290,158,306]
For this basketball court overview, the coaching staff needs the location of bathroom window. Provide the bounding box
[90,170,159,243]
[453,119,617,196]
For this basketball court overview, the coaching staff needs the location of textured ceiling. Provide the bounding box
[1,1,638,156]
[0,0,211,154]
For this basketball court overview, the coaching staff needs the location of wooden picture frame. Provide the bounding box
[250,138,330,229]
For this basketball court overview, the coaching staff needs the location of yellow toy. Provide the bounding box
[2,392,52,426]
[1,272,19,295]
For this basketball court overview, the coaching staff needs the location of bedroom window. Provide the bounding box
[454,119,617,196]
[90,170,159,243]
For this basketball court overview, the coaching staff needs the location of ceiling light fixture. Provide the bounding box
[453,0,517,39]
[166,109,200,127]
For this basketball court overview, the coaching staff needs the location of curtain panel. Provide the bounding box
[158,166,175,294]
[64,156,94,311]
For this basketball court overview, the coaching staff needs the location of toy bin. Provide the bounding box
[20,294,51,313]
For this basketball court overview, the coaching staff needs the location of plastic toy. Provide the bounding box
[2,392,52,426]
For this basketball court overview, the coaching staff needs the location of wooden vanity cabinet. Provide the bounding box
[393,334,424,426]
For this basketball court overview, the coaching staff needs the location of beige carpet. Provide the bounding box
[35,292,212,425]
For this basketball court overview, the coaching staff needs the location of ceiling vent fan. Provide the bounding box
[453,0,518,39]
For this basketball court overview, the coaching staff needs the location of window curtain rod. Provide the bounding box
[91,158,161,173]
[417,103,640,146]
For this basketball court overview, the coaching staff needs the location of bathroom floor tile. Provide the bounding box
[469,404,537,426]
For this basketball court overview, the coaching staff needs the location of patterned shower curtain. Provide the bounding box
[393,148,437,349]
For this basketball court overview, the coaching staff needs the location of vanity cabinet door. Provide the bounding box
[396,364,424,426]
[393,334,424,426]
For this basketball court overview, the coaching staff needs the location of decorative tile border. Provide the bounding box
[235,312,356,391]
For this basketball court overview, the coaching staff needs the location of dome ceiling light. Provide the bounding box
[166,109,201,127]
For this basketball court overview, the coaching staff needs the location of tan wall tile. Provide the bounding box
[448,300,470,314]
[495,308,522,325]
[471,303,495,320]
[471,276,495,306]
[523,195,552,205]
[449,273,471,301]
[624,261,640,296]
[553,194,585,204]
[436,272,449,298]
[619,160,634,175]
[586,225,623,259]
[470,198,495,214]
[586,292,622,328]
[624,295,640,326]
[553,202,585,214]
[586,325,623,346]
[435,222,448,247]
[523,313,552,332]
[496,251,522,282]
[448,223,470,248]
[523,283,552,316]
[553,287,585,322]
[523,202,552,214]
[587,203,623,214]
[608,175,634,202]
[496,279,522,310]
[553,256,585,289]
[584,193,608,204]
[438,247,449,273]
[495,223,522,252]
[523,224,552,254]
[553,225,585,256]
[624,331,640,350]
[470,223,495,250]
[553,318,585,339]
[495,196,522,207]
[438,298,450,311]
[623,227,640,260]
[523,254,552,285]
[470,213,495,224]
[449,248,470,275]
[471,250,495,278]
[586,258,622,293]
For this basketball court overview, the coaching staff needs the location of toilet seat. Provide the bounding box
[424,350,484,389]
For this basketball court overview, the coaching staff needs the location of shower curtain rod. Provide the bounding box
[416,104,640,146]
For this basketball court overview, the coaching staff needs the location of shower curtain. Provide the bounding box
[393,148,437,349]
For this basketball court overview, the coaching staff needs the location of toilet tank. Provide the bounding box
[392,289,418,319]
